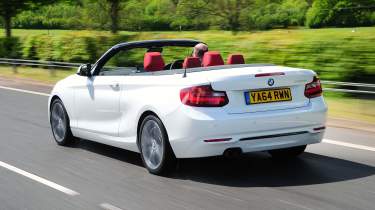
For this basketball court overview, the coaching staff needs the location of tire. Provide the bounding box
[50,98,75,146]
[268,145,306,159]
[139,115,176,175]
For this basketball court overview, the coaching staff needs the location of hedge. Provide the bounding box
[0,37,22,58]
[0,31,133,63]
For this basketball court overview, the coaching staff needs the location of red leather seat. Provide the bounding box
[183,57,201,69]
[227,54,245,65]
[202,51,224,67]
[144,52,165,71]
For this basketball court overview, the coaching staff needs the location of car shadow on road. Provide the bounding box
[72,139,375,188]
[172,152,375,187]
[71,139,144,167]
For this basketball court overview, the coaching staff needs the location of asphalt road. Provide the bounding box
[0,84,374,210]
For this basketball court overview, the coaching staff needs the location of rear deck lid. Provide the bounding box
[203,66,315,114]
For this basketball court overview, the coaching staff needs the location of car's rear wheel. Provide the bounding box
[139,115,176,175]
[268,145,306,159]
[50,99,75,146]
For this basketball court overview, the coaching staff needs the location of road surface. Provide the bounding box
[0,82,374,210]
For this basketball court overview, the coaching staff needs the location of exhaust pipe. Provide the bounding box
[223,148,242,158]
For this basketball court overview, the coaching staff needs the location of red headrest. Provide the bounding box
[144,52,165,71]
[202,51,224,67]
[183,57,201,69]
[227,54,245,65]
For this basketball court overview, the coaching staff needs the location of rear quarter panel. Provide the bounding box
[118,73,209,141]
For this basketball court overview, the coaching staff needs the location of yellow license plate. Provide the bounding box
[245,88,292,105]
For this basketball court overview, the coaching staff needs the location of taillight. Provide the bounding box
[180,85,228,107]
[305,76,322,98]
[255,72,285,77]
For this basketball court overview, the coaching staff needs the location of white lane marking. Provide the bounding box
[0,160,79,196]
[0,85,50,96]
[323,139,375,152]
[100,203,124,210]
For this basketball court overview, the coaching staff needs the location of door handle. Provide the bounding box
[110,82,120,90]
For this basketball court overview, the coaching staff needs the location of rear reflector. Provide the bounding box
[180,85,229,107]
[255,72,285,77]
[313,126,326,131]
[305,76,323,98]
[204,138,232,143]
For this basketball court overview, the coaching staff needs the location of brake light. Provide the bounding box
[255,72,285,77]
[204,138,232,143]
[180,85,228,107]
[305,76,322,98]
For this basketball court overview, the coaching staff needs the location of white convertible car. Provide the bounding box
[48,40,327,174]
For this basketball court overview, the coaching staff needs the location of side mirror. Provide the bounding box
[77,64,92,77]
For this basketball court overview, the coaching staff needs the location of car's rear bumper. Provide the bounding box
[174,131,323,158]
[164,97,327,158]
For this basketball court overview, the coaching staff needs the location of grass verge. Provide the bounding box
[324,96,375,124]
[0,66,75,84]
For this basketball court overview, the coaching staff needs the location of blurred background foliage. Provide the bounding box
[0,27,373,83]
[2,0,374,32]
[0,0,373,83]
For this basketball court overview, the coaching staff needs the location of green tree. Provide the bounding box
[281,0,309,26]
[85,0,126,33]
[14,2,83,29]
[107,0,121,33]
[249,3,289,30]
[144,0,176,30]
[328,0,375,26]
[83,0,110,30]
[121,0,145,30]
[207,0,253,31]
[306,0,375,28]
[174,0,252,31]
[120,0,176,31]
[172,0,210,30]
[0,0,59,37]
[305,0,332,28]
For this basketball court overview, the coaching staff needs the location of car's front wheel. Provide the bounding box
[139,115,176,175]
[268,145,306,159]
[50,99,75,146]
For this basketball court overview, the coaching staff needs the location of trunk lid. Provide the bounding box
[203,65,314,114]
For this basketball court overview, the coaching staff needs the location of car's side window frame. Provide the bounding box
[93,47,145,76]
[92,47,120,76]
